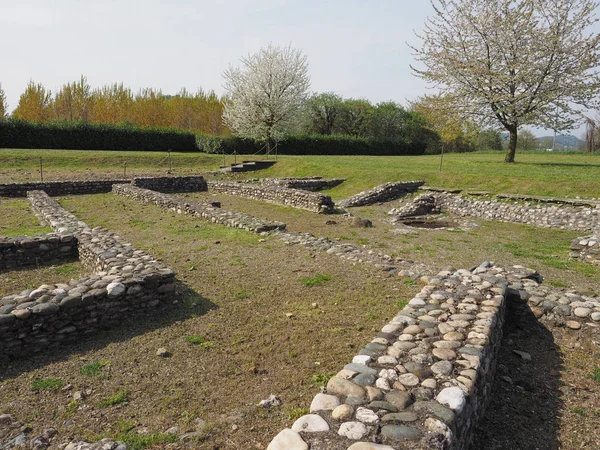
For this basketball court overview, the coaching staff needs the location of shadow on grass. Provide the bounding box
[519,161,600,168]
[1,280,217,380]
[470,302,563,450]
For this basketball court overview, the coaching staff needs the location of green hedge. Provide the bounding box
[0,119,197,151]
[196,133,436,156]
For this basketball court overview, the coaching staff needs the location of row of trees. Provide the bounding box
[1,77,226,135]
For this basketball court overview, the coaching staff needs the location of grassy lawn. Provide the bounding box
[1,149,599,199]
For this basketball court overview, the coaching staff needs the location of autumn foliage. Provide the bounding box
[11,77,227,135]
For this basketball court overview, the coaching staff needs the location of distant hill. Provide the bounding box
[500,132,583,150]
[536,135,582,149]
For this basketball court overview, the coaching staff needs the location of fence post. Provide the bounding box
[124,161,127,178]
[168,149,172,173]
[39,157,43,182]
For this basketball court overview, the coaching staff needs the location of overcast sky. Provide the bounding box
[0,0,596,138]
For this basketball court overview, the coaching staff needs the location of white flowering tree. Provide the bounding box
[222,43,310,151]
[411,0,600,162]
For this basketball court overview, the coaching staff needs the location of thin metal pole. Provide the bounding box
[168,150,172,172]
[40,157,43,181]
[234,151,237,165]
[124,161,127,177]
[439,143,445,171]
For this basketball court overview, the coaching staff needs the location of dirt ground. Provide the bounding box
[1,191,599,449]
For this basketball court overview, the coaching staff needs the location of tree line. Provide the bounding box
[0,77,226,135]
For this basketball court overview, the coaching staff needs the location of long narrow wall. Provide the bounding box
[207,180,335,213]
[0,176,208,198]
[112,184,286,233]
[268,263,600,450]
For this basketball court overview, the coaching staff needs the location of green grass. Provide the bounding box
[99,391,129,407]
[300,273,332,287]
[590,367,600,384]
[0,200,52,236]
[3,150,600,199]
[31,378,65,392]
[312,373,335,386]
[235,291,249,299]
[185,335,214,348]
[80,361,110,377]
[255,152,600,199]
[572,407,587,417]
[113,432,179,450]
[287,407,310,420]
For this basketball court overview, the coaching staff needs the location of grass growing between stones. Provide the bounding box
[0,261,83,297]
[1,192,418,448]
[2,163,600,448]
[0,199,52,236]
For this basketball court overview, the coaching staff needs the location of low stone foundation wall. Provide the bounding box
[131,176,207,193]
[267,263,600,449]
[0,234,78,270]
[113,184,286,233]
[339,181,425,208]
[391,193,600,234]
[0,176,208,198]
[260,177,345,191]
[570,235,600,265]
[0,190,176,358]
[435,193,599,233]
[207,180,335,213]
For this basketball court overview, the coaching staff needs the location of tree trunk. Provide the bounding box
[505,125,518,163]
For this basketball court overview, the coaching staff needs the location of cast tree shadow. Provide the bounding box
[0,281,217,380]
[470,302,563,450]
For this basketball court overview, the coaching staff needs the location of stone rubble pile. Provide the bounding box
[0,233,77,270]
[207,180,335,213]
[388,195,439,219]
[0,190,175,358]
[338,182,425,208]
[260,177,346,192]
[267,262,600,450]
[112,184,286,233]
[570,235,600,265]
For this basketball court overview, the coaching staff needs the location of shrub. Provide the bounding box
[198,133,432,156]
[0,119,196,151]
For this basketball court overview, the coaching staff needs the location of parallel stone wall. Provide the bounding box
[113,184,286,233]
[435,193,600,233]
[0,176,207,198]
[0,234,78,270]
[0,190,176,357]
[207,180,335,213]
[339,181,425,208]
[260,177,345,191]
